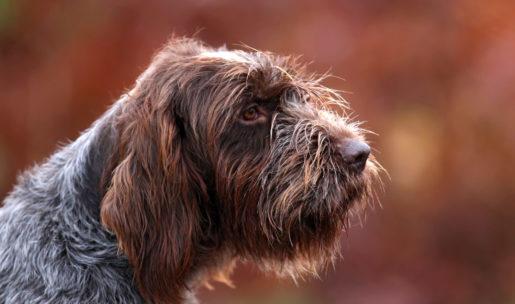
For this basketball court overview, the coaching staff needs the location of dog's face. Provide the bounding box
[101,39,379,303]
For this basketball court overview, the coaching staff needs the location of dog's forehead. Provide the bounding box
[196,48,294,99]
[198,50,251,64]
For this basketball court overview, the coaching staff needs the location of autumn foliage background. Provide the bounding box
[0,1,514,303]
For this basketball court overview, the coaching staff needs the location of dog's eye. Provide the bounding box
[241,106,260,121]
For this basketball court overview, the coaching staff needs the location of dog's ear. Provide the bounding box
[101,91,206,303]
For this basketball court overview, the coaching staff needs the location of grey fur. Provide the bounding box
[0,100,146,303]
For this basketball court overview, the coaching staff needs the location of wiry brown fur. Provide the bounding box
[100,38,380,304]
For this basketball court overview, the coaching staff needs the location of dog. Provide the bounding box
[0,38,380,304]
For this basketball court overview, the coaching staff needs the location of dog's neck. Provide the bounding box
[50,102,122,220]
[0,98,150,302]
[49,99,227,301]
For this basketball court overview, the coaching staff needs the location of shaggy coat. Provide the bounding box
[0,38,379,304]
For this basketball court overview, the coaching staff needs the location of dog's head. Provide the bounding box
[101,38,380,303]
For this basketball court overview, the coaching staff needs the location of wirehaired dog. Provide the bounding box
[0,38,380,303]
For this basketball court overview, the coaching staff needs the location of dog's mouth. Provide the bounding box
[257,149,374,231]
[311,160,371,211]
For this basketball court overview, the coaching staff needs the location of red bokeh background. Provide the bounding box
[1,1,514,303]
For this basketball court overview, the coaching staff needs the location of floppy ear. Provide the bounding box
[101,94,206,303]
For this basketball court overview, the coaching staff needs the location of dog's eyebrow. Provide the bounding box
[254,96,281,112]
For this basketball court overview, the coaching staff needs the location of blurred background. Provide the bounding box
[1,1,514,303]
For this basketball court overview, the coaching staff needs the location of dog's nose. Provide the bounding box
[339,139,370,172]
